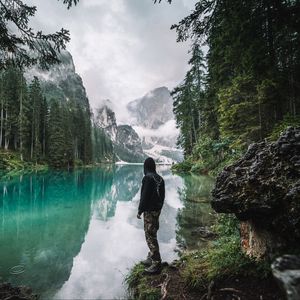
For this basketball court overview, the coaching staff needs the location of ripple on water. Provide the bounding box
[10,265,25,275]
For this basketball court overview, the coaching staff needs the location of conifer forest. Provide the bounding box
[172,0,300,174]
[0,68,113,168]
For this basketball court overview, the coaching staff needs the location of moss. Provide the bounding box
[267,116,300,141]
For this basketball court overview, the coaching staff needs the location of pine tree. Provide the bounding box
[40,97,48,160]
[48,99,69,168]
[171,0,300,160]
[28,77,43,163]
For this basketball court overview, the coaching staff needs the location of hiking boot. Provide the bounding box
[144,261,161,274]
[141,257,152,267]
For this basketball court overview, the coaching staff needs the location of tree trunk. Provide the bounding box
[19,75,23,161]
[43,120,46,158]
[30,121,34,160]
[4,108,9,150]
[258,98,263,140]
[31,103,35,160]
[0,99,4,148]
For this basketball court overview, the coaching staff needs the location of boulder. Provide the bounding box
[211,127,300,257]
[272,255,300,300]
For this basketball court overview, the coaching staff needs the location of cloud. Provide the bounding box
[133,119,179,139]
[29,0,197,122]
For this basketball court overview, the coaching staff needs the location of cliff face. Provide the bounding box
[212,127,300,257]
[115,125,145,162]
[94,103,145,162]
[26,51,90,110]
[94,101,118,142]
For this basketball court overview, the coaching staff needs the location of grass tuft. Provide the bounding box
[125,263,160,300]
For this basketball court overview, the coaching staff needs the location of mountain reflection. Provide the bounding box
[0,168,113,297]
[93,165,143,220]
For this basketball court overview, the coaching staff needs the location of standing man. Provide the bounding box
[137,157,165,274]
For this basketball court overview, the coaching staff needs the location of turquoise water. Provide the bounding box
[0,165,214,299]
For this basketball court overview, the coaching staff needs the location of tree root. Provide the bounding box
[219,288,244,294]
[200,283,244,300]
[160,273,171,300]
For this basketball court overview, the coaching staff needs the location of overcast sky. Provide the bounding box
[31,0,197,121]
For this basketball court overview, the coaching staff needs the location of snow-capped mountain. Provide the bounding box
[94,103,145,163]
[127,87,173,129]
[127,87,183,163]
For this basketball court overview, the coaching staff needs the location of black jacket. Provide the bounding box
[138,172,165,215]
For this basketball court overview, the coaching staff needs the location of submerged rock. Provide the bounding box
[211,127,300,256]
[272,255,300,300]
[0,282,37,300]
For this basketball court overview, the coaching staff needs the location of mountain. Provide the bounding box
[25,51,113,164]
[94,103,145,163]
[127,87,183,163]
[114,125,145,162]
[127,86,173,129]
[26,51,90,109]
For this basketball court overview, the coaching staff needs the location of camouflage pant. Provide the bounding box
[143,210,161,262]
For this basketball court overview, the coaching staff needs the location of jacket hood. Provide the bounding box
[144,157,156,175]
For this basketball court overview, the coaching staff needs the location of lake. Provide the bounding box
[0,165,215,299]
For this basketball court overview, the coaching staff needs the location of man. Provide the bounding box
[137,157,165,274]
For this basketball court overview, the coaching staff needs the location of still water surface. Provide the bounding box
[0,165,214,299]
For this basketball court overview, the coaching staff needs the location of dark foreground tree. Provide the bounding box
[0,0,80,69]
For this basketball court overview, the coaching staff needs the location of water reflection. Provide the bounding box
[93,165,143,221]
[176,174,216,250]
[0,165,214,299]
[0,168,113,297]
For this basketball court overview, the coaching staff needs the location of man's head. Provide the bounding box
[144,157,156,175]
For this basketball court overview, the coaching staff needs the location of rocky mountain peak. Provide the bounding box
[95,103,118,142]
[125,86,182,163]
[127,86,174,129]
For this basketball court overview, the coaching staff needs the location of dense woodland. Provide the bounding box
[172,0,300,173]
[0,68,113,168]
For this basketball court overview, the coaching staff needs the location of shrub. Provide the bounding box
[181,215,271,289]
[171,160,193,173]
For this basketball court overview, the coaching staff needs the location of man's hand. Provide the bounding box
[137,213,142,219]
